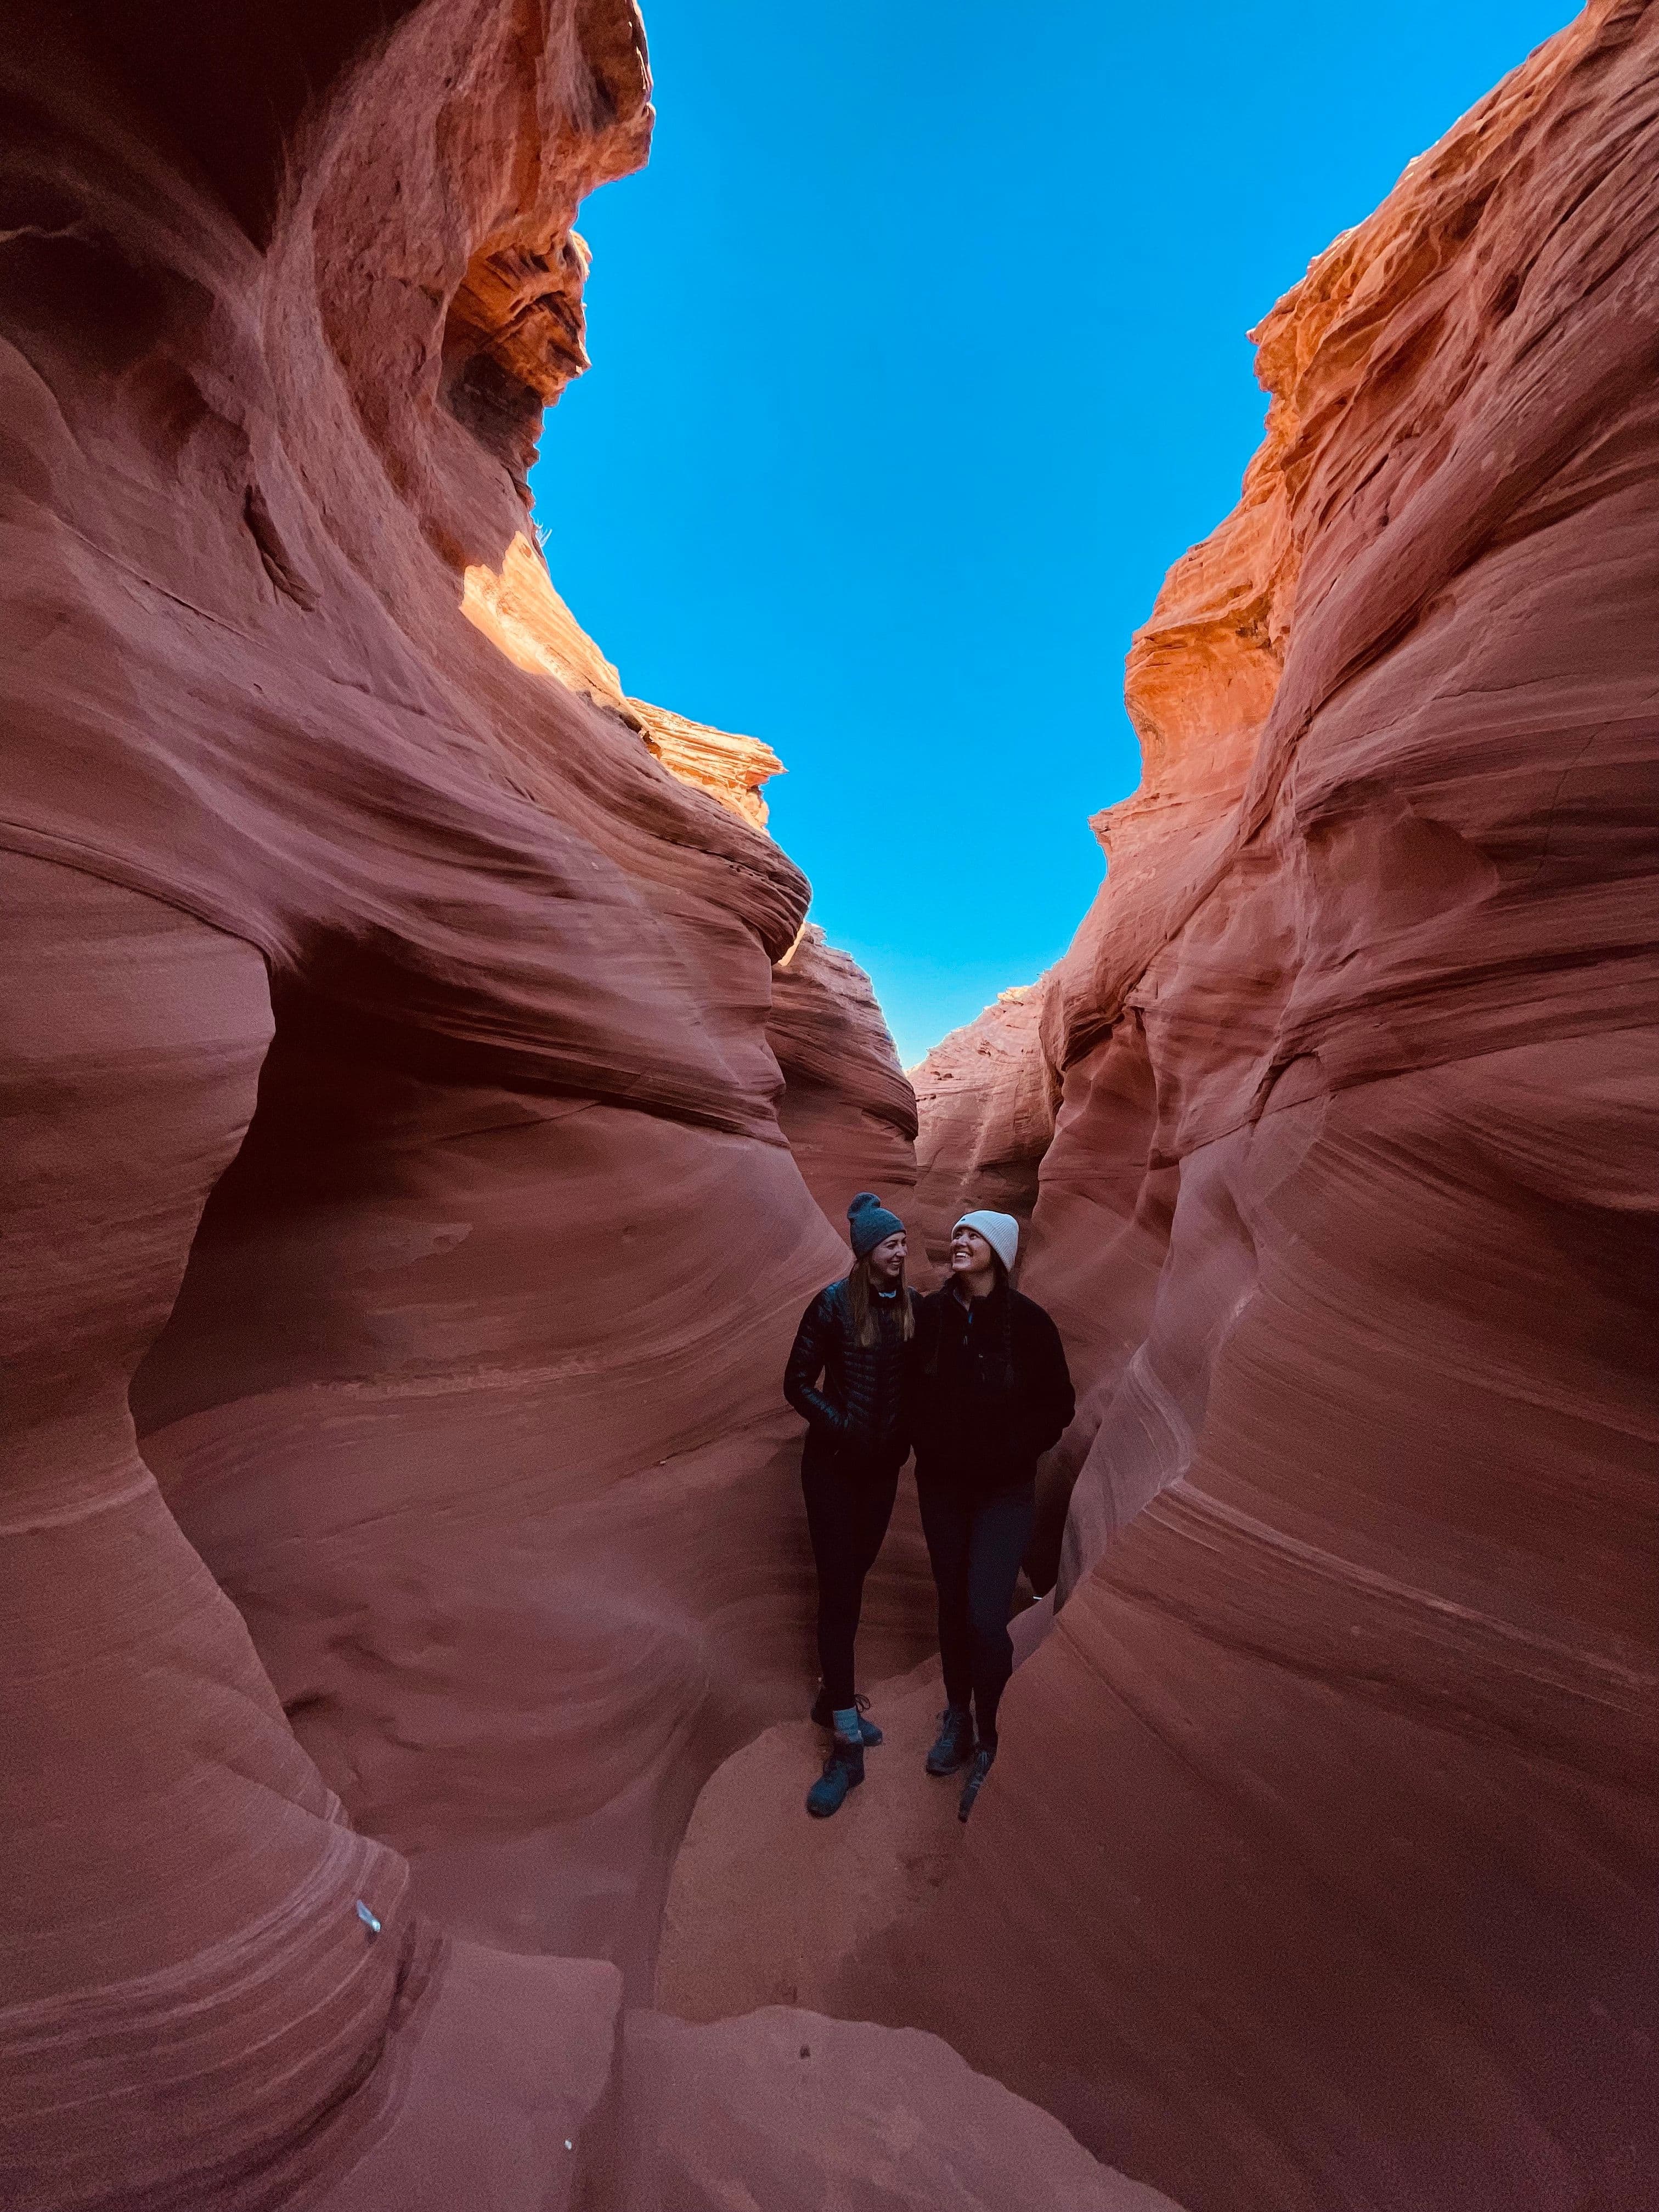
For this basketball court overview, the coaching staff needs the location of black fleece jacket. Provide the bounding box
[784,1279,912,1466]
[906,1282,1074,1497]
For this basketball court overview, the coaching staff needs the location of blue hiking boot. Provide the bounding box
[805,1735,865,1818]
[925,1703,975,1776]
[957,1743,996,1821]
[810,1686,883,1746]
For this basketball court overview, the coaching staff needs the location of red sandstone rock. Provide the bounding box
[617,2007,1185,2211]
[12,0,1658,2207]
[464,532,787,829]
[906,985,1054,1280]
[652,1659,961,2023]
[320,1944,623,2211]
[768,923,921,1237]
[865,7,1659,2206]
[0,854,398,2212]
[0,4,927,2205]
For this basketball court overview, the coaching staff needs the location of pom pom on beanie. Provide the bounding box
[847,1191,906,1260]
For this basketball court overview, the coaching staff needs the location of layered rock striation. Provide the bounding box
[11,2,1656,2208]
[768,923,921,1235]
[464,531,787,828]
[0,3,989,2205]
[851,8,1659,2208]
[905,986,1053,1278]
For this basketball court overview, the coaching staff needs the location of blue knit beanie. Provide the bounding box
[847,1191,906,1260]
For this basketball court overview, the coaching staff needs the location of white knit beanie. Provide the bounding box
[952,1209,1019,1276]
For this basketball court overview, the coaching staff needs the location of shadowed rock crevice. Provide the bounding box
[7,2,1657,2209]
[441,229,593,490]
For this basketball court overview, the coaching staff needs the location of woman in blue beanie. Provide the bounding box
[783,1192,914,1818]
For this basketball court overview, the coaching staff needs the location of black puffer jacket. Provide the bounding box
[784,1280,912,1467]
[907,1282,1074,1497]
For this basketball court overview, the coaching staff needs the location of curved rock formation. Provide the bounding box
[768,923,921,1237]
[618,2007,1184,2211]
[0,3,974,2205]
[464,532,786,828]
[846,8,1659,2208]
[906,986,1053,1278]
[463,557,918,1242]
[12,0,1655,2207]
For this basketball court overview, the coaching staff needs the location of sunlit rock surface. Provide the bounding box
[464,532,786,828]
[856,7,1659,2207]
[0,3,1007,2205]
[8,1,1655,2208]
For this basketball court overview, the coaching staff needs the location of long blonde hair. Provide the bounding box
[846,1249,915,1348]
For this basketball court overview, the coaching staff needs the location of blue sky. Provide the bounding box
[529,1,1575,1066]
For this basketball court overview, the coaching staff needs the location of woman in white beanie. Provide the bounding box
[905,1209,1074,1819]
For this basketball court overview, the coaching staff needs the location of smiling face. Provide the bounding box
[949,1225,996,1288]
[866,1230,907,1285]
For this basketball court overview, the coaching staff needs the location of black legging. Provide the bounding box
[916,1474,1035,1745]
[800,1438,899,1710]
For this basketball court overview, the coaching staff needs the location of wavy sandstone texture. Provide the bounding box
[463,531,786,827]
[0,4,1136,2208]
[848,7,1659,2208]
[906,985,1053,1278]
[768,923,922,1233]
[462,544,919,1237]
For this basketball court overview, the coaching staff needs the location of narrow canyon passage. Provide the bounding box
[3,2,1657,2210]
[127,931,936,1989]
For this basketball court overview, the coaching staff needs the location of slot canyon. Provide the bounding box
[1,2,1654,2208]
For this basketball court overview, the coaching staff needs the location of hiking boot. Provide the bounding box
[925,1703,975,1777]
[805,1735,866,1818]
[957,1743,996,1821]
[809,1686,883,1746]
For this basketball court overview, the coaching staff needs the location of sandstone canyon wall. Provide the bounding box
[9,3,1657,2210]
[460,548,923,1233]
[0,4,980,2206]
[461,530,788,830]
[906,985,1053,1279]
[850,7,1659,2208]
[768,923,921,1233]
